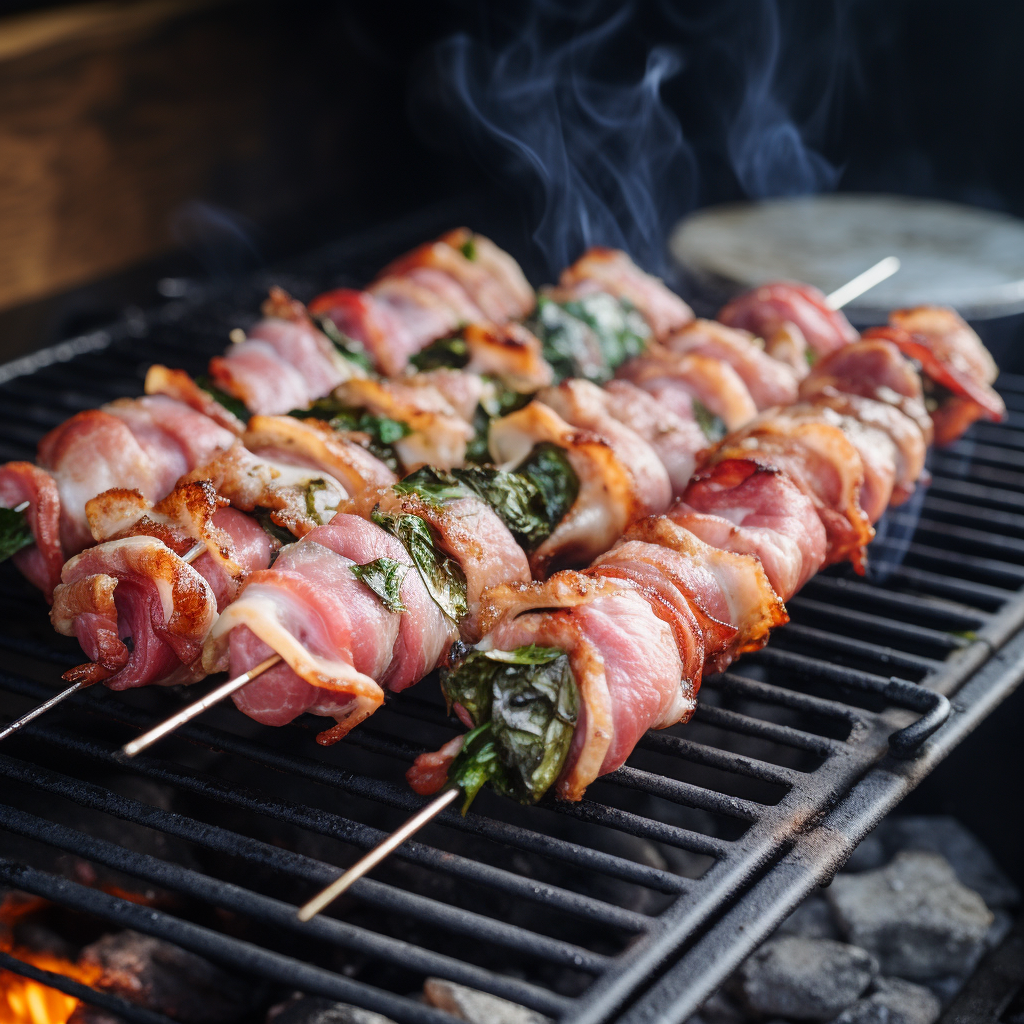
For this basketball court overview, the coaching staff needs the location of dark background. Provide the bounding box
[1,0,1022,361]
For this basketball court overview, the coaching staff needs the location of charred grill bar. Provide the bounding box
[0,233,1022,1023]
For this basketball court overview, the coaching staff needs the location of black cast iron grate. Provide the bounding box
[1,214,1023,1024]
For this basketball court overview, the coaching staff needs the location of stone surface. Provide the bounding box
[827,851,994,981]
[859,817,1019,909]
[422,978,552,1024]
[268,996,396,1024]
[831,978,941,1024]
[736,936,877,1020]
[778,893,842,940]
[80,931,257,1024]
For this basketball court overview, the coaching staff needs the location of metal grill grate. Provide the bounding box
[1,232,1023,1023]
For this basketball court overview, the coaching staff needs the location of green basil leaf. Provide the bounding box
[441,644,577,806]
[0,506,35,562]
[350,557,409,613]
[410,336,470,372]
[526,296,607,383]
[459,238,477,261]
[515,442,579,538]
[309,312,375,372]
[289,399,411,472]
[370,507,468,621]
[804,348,817,367]
[465,405,493,466]
[692,399,727,443]
[304,478,328,524]
[195,376,251,423]
[561,292,650,372]
[393,467,467,505]
[448,722,506,813]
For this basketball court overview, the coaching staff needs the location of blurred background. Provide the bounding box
[1,0,1022,363]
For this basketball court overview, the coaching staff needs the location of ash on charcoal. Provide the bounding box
[733,935,877,1020]
[844,817,1019,909]
[267,995,397,1024]
[827,851,994,981]
[831,977,941,1024]
[777,892,841,941]
[423,977,552,1024]
[80,930,259,1024]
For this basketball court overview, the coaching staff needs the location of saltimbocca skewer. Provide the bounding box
[296,287,1003,922]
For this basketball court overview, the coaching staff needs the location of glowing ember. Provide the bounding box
[0,896,102,1024]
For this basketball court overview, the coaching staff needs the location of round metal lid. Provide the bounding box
[670,194,1024,320]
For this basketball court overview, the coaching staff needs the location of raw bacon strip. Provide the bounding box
[209,341,313,416]
[673,459,827,601]
[405,369,487,423]
[204,514,457,741]
[242,415,396,497]
[718,281,859,358]
[702,417,873,572]
[800,338,934,444]
[368,276,464,362]
[307,288,414,377]
[0,462,63,600]
[558,248,694,341]
[617,347,758,432]
[663,319,800,409]
[340,487,531,643]
[482,572,689,800]
[332,378,473,471]
[603,516,787,669]
[440,229,536,318]
[460,321,554,394]
[143,365,246,435]
[51,536,217,690]
[601,380,707,498]
[488,401,653,576]
[85,481,272,611]
[863,311,1005,445]
[536,380,672,519]
[766,403,898,524]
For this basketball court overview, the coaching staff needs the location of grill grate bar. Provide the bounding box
[0,859,469,1024]
[771,623,940,676]
[691,704,838,755]
[0,802,585,1012]
[635,732,802,787]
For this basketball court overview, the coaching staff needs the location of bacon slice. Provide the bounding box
[332,378,474,471]
[143,365,246,435]
[340,487,531,643]
[489,401,655,576]
[0,462,63,601]
[703,417,873,572]
[617,347,758,432]
[718,282,859,358]
[863,310,1005,445]
[663,319,799,409]
[800,338,934,444]
[601,380,707,498]
[209,341,313,416]
[673,460,827,601]
[51,536,217,690]
[405,369,486,422]
[86,481,272,611]
[460,321,554,393]
[558,248,694,341]
[307,288,414,377]
[440,229,536,318]
[536,380,672,518]
[483,572,689,800]
[204,514,456,741]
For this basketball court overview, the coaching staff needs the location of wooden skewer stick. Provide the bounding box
[297,787,461,921]
[0,540,209,743]
[825,255,901,311]
[120,652,281,757]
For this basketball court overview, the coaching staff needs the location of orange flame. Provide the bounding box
[0,896,102,1024]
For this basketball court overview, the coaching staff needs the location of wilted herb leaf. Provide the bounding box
[196,376,251,423]
[515,443,579,538]
[459,238,477,261]
[441,644,577,807]
[289,399,411,471]
[350,557,409,612]
[409,336,470,372]
[448,723,506,813]
[561,292,650,372]
[304,479,328,524]
[527,296,607,383]
[0,506,34,562]
[254,508,296,547]
[692,399,727,443]
[370,507,468,621]
[309,313,375,372]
